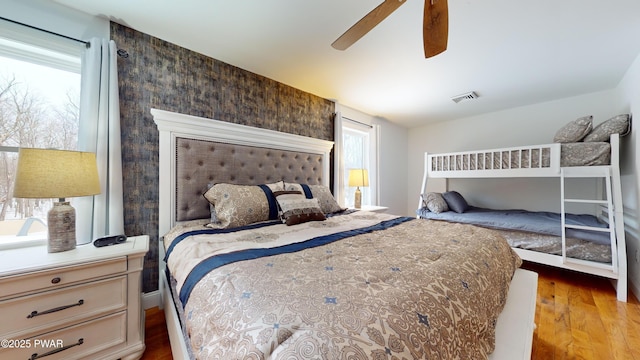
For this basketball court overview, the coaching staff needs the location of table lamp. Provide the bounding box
[348,168,369,209]
[13,148,101,253]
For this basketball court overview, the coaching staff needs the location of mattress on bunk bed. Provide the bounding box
[417,206,612,263]
[560,142,611,167]
[490,228,610,263]
[416,206,610,244]
[441,142,611,171]
[164,211,522,360]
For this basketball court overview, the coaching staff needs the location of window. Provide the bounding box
[0,21,83,248]
[335,111,379,208]
[343,126,372,207]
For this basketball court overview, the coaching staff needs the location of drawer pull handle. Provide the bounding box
[26,300,84,319]
[29,338,83,360]
[50,277,61,284]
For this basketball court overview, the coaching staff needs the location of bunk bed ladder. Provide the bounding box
[560,166,617,273]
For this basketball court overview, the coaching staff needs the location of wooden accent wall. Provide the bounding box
[110,22,335,292]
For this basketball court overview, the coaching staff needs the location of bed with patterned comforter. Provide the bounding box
[163,211,522,360]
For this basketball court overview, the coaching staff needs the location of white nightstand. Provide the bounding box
[358,205,389,213]
[0,235,149,360]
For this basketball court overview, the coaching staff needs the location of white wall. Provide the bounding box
[407,89,620,215]
[4,0,108,40]
[374,116,409,216]
[615,52,640,298]
[340,105,409,216]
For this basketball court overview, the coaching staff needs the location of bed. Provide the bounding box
[417,206,613,264]
[153,108,538,360]
[417,114,630,302]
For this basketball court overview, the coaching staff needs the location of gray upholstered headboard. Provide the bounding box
[175,138,324,221]
[153,108,334,236]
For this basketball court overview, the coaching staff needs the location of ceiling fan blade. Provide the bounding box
[423,0,448,58]
[332,0,407,51]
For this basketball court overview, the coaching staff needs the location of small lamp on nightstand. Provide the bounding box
[13,148,101,253]
[348,168,369,209]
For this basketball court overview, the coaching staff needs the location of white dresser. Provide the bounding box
[0,235,149,360]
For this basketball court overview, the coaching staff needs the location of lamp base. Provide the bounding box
[354,187,362,209]
[47,201,76,253]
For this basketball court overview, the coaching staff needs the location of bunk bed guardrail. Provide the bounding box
[426,143,562,178]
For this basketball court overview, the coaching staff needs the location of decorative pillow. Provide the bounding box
[207,183,218,224]
[421,192,449,213]
[309,185,344,214]
[283,182,310,196]
[442,191,469,213]
[203,182,283,228]
[274,191,326,226]
[553,115,593,143]
[264,181,285,192]
[284,182,344,214]
[583,114,630,142]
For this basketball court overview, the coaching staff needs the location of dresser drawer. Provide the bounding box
[0,311,126,360]
[0,257,127,298]
[0,276,127,338]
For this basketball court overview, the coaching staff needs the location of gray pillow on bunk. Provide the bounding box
[422,192,449,213]
[583,114,630,142]
[442,191,469,213]
[553,115,593,143]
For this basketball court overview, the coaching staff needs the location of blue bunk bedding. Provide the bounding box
[416,206,610,245]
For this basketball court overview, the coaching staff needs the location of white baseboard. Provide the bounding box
[142,290,161,310]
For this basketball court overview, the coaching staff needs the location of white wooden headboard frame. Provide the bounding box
[152,108,334,237]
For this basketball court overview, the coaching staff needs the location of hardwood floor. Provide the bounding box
[524,262,640,360]
[140,262,640,360]
[140,306,173,360]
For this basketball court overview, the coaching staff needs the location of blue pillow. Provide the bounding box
[442,191,469,213]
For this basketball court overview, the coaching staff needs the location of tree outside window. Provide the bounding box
[0,52,80,244]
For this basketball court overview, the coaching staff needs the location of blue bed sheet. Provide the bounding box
[417,206,610,245]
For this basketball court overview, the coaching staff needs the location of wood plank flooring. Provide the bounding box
[140,261,640,360]
[140,306,172,360]
[525,262,640,360]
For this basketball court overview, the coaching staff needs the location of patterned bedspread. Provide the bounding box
[164,211,522,360]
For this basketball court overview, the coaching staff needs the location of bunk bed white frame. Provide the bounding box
[418,133,628,302]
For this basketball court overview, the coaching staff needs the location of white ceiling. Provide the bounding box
[54,0,640,128]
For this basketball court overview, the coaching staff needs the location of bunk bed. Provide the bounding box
[417,114,630,302]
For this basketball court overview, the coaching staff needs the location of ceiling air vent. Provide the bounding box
[451,91,478,103]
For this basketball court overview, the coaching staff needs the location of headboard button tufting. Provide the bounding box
[175,137,325,222]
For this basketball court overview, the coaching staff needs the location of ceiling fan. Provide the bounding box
[331,0,448,58]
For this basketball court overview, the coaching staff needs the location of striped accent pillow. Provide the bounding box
[274,191,326,226]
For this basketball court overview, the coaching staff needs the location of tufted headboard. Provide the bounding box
[175,138,325,221]
[152,109,334,236]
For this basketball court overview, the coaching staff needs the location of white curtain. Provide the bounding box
[75,38,124,243]
[333,111,346,207]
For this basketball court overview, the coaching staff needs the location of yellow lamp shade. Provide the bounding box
[348,169,369,187]
[13,148,101,199]
[13,148,101,252]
